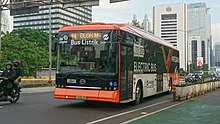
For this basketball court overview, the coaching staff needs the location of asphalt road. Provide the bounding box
[128,90,220,124]
[0,90,176,124]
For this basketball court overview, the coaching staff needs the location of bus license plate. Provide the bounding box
[75,96,87,100]
[67,79,76,84]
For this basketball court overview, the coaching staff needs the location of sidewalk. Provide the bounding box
[21,87,54,94]
[129,90,220,124]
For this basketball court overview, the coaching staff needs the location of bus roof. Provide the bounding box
[59,22,178,50]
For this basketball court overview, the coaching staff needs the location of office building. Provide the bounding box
[13,5,92,34]
[153,3,187,70]
[0,11,10,33]
[153,3,211,71]
[215,42,220,66]
[187,3,211,68]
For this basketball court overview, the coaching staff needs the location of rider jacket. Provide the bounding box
[1,67,16,82]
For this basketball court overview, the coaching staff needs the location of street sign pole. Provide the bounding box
[48,2,52,83]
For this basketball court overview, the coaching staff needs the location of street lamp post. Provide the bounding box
[48,1,52,83]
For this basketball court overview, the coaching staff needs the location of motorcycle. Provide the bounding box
[0,78,21,103]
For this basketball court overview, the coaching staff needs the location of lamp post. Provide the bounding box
[48,1,52,83]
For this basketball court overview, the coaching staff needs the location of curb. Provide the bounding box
[20,83,54,88]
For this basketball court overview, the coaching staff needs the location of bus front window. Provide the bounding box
[57,31,117,74]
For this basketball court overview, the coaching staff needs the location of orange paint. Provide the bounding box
[54,88,120,103]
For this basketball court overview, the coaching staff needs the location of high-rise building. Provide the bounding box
[215,42,220,66]
[0,11,10,33]
[142,14,152,32]
[187,3,211,68]
[153,3,187,70]
[153,3,211,71]
[131,14,152,33]
[13,5,92,34]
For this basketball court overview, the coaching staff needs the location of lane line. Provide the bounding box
[86,100,171,124]
[0,106,3,109]
[121,100,188,124]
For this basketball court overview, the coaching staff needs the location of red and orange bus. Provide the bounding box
[54,22,180,104]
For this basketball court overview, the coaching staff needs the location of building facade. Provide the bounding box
[153,3,187,70]
[153,3,211,71]
[215,42,220,66]
[187,3,211,68]
[13,5,92,34]
[0,10,10,33]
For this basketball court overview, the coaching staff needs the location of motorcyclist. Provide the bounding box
[0,62,16,100]
[13,60,23,91]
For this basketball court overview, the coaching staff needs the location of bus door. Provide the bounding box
[156,52,163,92]
[120,45,133,100]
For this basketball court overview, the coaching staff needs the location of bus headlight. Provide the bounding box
[109,82,113,86]
[113,81,118,87]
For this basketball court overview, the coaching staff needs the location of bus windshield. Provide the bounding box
[57,30,117,74]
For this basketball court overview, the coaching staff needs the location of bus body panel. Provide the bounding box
[133,74,157,98]
[54,88,120,103]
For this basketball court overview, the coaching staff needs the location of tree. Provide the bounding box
[1,34,48,76]
[10,28,49,48]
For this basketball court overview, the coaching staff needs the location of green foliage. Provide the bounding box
[179,68,185,77]
[202,64,209,71]
[10,28,49,48]
[1,29,49,76]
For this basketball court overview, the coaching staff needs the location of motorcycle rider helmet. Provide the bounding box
[13,60,21,67]
[6,62,13,69]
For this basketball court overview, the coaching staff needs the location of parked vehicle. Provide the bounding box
[185,73,201,83]
[185,73,193,82]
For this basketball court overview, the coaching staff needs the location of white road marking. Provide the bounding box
[0,106,3,109]
[121,100,188,124]
[86,100,171,124]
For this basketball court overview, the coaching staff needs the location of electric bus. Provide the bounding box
[54,22,180,104]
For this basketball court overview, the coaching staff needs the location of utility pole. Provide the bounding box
[48,1,52,83]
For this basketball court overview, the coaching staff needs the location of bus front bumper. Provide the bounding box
[54,88,120,103]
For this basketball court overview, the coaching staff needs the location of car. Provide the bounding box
[185,73,194,82]
[192,73,201,82]
[185,73,201,83]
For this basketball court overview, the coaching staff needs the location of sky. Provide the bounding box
[92,0,220,44]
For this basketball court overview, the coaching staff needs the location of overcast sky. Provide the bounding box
[92,0,220,44]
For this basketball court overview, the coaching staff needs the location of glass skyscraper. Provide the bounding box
[187,3,211,68]
[153,3,211,70]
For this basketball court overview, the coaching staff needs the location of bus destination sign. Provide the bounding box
[59,31,111,45]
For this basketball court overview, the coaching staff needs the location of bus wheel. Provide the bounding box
[134,82,142,105]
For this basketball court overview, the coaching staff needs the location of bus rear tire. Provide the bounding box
[134,82,142,105]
